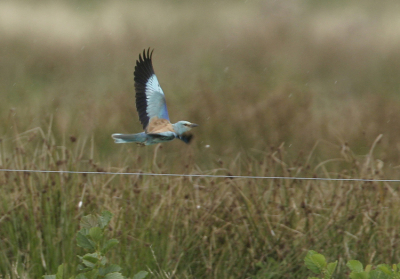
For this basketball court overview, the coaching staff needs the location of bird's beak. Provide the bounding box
[190,123,199,128]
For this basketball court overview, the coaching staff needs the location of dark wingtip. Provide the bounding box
[146,48,153,60]
[136,48,154,66]
[178,133,194,144]
[141,48,154,60]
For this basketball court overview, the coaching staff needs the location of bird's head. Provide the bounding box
[173,121,198,135]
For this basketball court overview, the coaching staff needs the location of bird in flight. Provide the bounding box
[112,49,198,146]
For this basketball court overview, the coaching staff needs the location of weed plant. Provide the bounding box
[44,211,148,279]
[304,250,400,279]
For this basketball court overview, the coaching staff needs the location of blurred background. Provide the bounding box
[1,0,400,172]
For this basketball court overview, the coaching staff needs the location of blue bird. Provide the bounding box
[112,49,198,146]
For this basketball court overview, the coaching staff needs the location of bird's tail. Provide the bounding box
[111,133,147,144]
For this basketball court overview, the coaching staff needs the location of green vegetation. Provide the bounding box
[305,250,400,279]
[44,211,148,279]
[304,251,337,279]
[1,0,400,278]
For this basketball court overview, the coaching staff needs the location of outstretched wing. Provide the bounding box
[134,48,170,130]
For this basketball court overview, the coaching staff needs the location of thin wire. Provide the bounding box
[0,168,398,182]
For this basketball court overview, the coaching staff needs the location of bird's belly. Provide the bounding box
[145,134,176,145]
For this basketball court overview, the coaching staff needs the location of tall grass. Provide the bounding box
[1,0,400,278]
[0,122,399,278]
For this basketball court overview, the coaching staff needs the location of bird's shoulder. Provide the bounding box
[146,117,174,134]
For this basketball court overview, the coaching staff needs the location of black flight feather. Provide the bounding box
[134,48,155,130]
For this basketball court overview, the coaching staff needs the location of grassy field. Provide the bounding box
[1,0,400,278]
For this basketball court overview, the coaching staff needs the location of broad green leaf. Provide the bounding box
[365,265,372,272]
[312,254,327,268]
[80,228,89,236]
[326,261,338,278]
[104,272,124,279]
[100,256,108,266]
[56,264,64,279]
[78,254,97,268]
[377,264,392,275]
[304,251,322,274]
[369,270,390,279]
[82,269,99,279]
[304,251,326,274]
[77,264,90,271]
[42,264,64,279]
[77,232,95,250]
[133,271,149,279]
[76,275,87,279]
[307,250,319,257]
[89,227,103,243]
[81,214,99,230]
[324,271,331,279]
[99,211,113,229]
[349,271,369,279]
[102,239,119,254]
[82,253,100,264]
[99,264,122,276]
[347,260,364,273]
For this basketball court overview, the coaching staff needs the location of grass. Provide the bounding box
[1,0,400,278]
[1,122,399,278]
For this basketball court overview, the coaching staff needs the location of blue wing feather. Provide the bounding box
[134,49,170,130]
